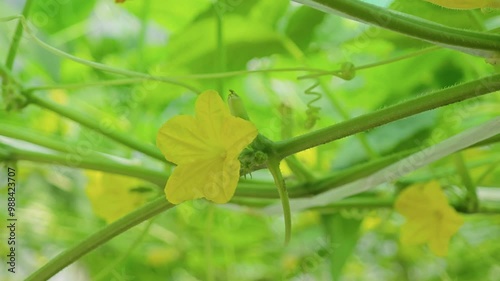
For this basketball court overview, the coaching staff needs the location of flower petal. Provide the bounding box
[195,90,231,142]
[157,115,215,164]
[423,181,449,209]
[428,210,463,256]
[164,158,241,204]
[400,219,434,245]
[85,171,150,223]
[395,184,433,219]
[221,115,258,159]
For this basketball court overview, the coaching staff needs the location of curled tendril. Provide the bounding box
[302,62,356,130]
[304,81,322,130]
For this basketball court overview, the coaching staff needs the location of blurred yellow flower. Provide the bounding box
[85,171,152,223]
[156,90,258,204]
[425,0,500,9]
[395,181,464,256]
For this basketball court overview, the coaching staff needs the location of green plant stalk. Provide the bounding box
[0,123,112,159]
[454,152,479,212]
[24,78,146,92]
[2,145,167,186]
[4,15,199,93]
[22,91,169,163]
[275,74,500,158]
[94,219,155,281]
[267,158,291,245]
[236,134,498,199]
[278,103,315,181]
[0,62,21,85]
[25,197,174,281]
[293,0,500,56]
[4,0,34,69]
[24,189,500,281]
[298,46,440,80]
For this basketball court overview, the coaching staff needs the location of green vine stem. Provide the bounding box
[274,74,500,158]
[21,90,170,163]
[24,78,146,92]
[94,219,155,280]
[0,123,112,159]
[293,0,500,58]
[2,15,199,93]
[4,0,34,69]
[0,144,167,186]
[25,198,174,281]
[267,158,292,245]
[298,46,440,80]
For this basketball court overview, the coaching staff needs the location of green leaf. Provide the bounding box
[322,214,363,281]
[161,15,291,72]
[30,0,97,33]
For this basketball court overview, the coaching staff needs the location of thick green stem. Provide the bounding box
[4,0,34,69]
[1,144,167,186]
[22,91,169,163]
[25,198,174,281]
[0,123,107,158]
[267,158,292,245]
[275,74,500,158]
[94,219,155,281]
[293,0,500,57]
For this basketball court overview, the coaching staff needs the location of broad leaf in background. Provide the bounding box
[161,15,292,73]
[322,214,363,280]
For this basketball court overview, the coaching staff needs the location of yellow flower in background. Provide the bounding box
[85,171,152,223]
[156,90,258,204]
[424,0,500,9]
[395,181,464,256]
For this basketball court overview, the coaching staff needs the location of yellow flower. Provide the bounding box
[85,171,152,223]
[395,181,464,256]
[156,90,258,204]
[424,0,500,9]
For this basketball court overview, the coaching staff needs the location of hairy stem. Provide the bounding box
[22,91,169,163]
[267,158,292,245]
[293,0,500,57]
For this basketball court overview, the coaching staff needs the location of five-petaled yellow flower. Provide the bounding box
[425,0,500,9]
[157,90,258,204]
[395,181,464,256]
